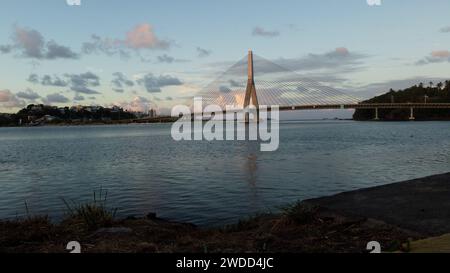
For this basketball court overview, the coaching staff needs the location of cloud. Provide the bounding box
[0,25,78,60]
[219,86,232,93]
[81,24,171,60]
[431,50,450,58]
[111,72,135,93]
[197,47,212,58]
[349,76,447,99]
[229,79,244,87]
[74,94,85,101]
[273,47,366,72]
[41,75,68,87]
[111,72,134,93]
[137,73,183,93]
[416,50,450,65]
[156,54,189,63]
[13,26,45,58]
[44,93,70,104]
[124,24,170,50]
[45,41,78,59]
[157,54,175,63]
[0,90,14,102]
[210,47,367,77]
[114,96,154,112]
[252,27,280,38]
[16,89,41,100]
[440,26,450,33]
[27,72,101,94]
[65,72,101,94]
[82,34,130,59]
[0,45,12,54]
[27,73,39,84]
[0,90,26,108]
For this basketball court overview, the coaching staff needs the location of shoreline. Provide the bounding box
[3,173,450,253]
[3,118,450,129]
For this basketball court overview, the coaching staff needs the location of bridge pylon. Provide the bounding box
[243,50,259,123]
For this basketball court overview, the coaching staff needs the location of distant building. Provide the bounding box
[111,106,122,113]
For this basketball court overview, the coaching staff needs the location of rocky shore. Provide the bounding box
[3,173,450,253]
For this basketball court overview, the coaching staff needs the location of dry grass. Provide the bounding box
[61,188,117,231]
[0,198,419,253]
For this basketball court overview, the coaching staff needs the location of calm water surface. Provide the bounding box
[1,121,450,226]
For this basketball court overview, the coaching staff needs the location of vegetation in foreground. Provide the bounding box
[354,80,450,121]
[0,195,419,253]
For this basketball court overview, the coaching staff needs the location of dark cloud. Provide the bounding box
[69,86,100,95]
[44,93,69,104]
[219,86,232,93]
[41,75,68,87]
[157,54,175,63]
[137,73,183,93]
[0,26,78,60]
[65,72,101,94]
[197,47,212,58]
[111,72,134,89]
[252,27,280,38]
[74,94,85,101]
[16,89,41,100]
[45,41,78,59]
[28,72,101,94]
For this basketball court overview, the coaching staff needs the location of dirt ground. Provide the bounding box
[0,204,418,253]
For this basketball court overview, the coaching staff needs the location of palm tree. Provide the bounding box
[445,80,450,90]
[437,82,443,90]
[429,81,434,88]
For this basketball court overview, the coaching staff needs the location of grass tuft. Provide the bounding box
[61,188,117,231]
[281,201,318,224]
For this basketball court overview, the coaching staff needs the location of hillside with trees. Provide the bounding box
[0,104,137,127]
[353,80,450,121]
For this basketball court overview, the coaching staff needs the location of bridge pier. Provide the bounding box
[373,108,379,120]
[409,107,415,120]
[243,50,259,123]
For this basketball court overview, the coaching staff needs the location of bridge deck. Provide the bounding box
[281,103,450,111]
[187,103,450,116]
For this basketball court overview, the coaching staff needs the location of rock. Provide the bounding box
[146,212,157,220]
[138,242,158,253]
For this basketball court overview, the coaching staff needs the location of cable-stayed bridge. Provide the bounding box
[188,51,450,121]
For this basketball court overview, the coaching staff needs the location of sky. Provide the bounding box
[1,0,450,115]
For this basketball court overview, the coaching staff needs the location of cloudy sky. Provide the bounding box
[1,0,450,114]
